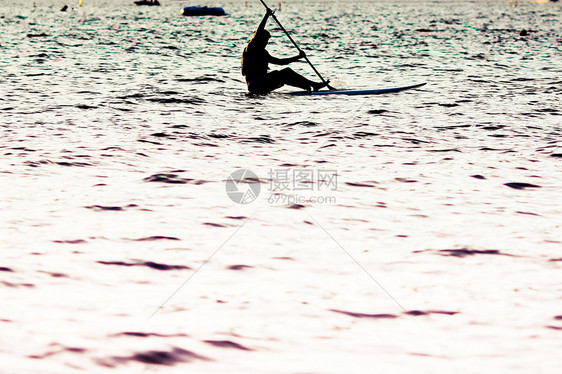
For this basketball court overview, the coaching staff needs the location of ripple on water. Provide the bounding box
[104,347,208,367]
[97,261,190,271]
[204,340,252,351]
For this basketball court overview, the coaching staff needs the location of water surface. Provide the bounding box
[1,0,561,372]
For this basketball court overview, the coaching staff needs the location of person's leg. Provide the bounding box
[248,73,284,94]
[248,69,327,94]
[278,68,330,91]
[275,68,316,91]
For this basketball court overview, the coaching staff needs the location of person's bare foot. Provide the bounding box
[312,80,330,92]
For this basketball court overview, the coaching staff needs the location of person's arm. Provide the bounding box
[269,50,305,65]
[256,8,274,35]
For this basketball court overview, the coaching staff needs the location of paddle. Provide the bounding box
[258,0,332,88]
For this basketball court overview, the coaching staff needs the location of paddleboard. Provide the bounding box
[289,82,427,96]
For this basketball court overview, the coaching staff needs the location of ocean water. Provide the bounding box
[1,0,561,372]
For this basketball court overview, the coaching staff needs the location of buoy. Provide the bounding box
[519,29,528,36]
[181,6,226,16]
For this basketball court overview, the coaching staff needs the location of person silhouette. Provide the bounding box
[241,9,328,94]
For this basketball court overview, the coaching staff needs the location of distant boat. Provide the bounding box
[181,6,226,16]
[134,0,160,6]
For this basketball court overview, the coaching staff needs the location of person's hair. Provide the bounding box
[255,29,270,43]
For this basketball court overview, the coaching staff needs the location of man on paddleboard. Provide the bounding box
[242,9,328,94]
